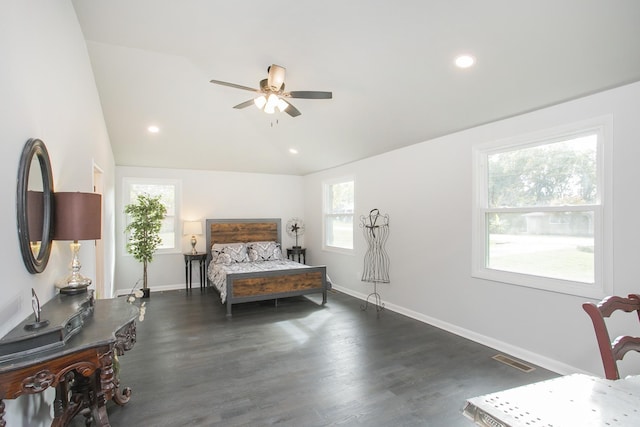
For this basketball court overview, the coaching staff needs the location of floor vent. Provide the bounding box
[492,354,535,373]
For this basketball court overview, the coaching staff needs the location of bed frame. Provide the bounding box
[205,218,327,316]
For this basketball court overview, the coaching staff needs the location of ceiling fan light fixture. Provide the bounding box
[254,95,267,109]
[276,98,288,113]
[267,64,286,91]
[209,63,332,118]
[264,94,280,114]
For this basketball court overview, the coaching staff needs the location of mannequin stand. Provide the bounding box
[361,281,385,314]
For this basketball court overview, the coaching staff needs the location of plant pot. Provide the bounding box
[141,288,150,299]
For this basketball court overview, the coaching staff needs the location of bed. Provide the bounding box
[205,218,328,316]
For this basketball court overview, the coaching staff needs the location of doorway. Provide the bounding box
[93,164,106,299]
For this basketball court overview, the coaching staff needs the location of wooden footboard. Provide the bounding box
[226,266,327,317]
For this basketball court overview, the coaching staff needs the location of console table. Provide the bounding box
[0,292,138,426]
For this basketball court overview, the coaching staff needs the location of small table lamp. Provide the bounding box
[53,192,102,294]
[183,221,202,254]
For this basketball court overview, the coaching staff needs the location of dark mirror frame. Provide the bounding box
[17,138,54,274]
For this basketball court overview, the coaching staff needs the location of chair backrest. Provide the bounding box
[582,294,640,379]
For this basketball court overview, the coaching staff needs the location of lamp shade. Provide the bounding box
[183,220,202,236]
[53,192,102,241]
[27,190,44,242]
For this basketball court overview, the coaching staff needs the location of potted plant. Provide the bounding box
[124,194,167,298]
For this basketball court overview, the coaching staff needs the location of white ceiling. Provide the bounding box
[71,1,640,175]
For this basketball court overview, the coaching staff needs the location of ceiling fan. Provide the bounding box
[209,64,332,117]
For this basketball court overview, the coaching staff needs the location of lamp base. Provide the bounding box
[55,273,92,295]
[57,283,90,295]
[190,235,197,255]
[56,241,92,295]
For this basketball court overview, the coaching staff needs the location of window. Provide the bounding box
[472,116,612,298]
[323,178,354,251]
[123,178,181,254]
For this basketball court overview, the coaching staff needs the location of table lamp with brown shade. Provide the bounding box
[53,192,101,294]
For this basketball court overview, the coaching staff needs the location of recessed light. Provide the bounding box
[455,55,475,69]
[289,148,298,155]
[148,125,160,133]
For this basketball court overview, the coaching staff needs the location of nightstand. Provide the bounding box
[286,247,306,264]
[184,253,206,290]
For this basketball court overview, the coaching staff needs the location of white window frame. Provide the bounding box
[122,177,182,256]
[472,116,613,298]
[323,176,355,254]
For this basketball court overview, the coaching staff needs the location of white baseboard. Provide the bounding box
[331,284,588,376]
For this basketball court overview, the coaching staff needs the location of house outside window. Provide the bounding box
[472,116,612,298]
[123,178,181,254]
[323,178,354,252]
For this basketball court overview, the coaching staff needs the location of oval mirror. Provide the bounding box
[17,138,54,273]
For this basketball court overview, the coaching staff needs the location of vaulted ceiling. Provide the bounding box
[71,1,640,175]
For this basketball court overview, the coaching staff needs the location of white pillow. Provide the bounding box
[211,243,249,263]
[247,241,282,261]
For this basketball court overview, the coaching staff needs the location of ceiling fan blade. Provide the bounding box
[288,91,332,99]
[233,99,255,109]
[282,100,301,117]
[210,79,260,93]
[267,64,286,91]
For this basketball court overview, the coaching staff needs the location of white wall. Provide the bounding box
[304,81,640,377]
[114,166,303,294]
[0,0,116,424]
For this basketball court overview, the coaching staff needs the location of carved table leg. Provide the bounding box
[112,322,136,406]
[51,371,92,427]
[113,385,132,406]
[90,392,110,427]
[53,371,73,419]
[0,399,6,427]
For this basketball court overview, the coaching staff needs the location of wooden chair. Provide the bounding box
[582,294,640,379]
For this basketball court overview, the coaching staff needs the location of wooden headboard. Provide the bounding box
[205,219,281,255]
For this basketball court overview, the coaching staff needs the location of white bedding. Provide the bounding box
[207,259,313,303]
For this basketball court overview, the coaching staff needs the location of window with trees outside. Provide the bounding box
[123,178,181,254]
[323,178,354,252]
[472,116,612,298]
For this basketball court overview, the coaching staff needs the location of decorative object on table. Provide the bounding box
[124,194,167,298]
[16,138,55,274]
[209,64,332,118]
[183,220,203,254]
[286,217,305,248]
[53,192,102,294]
[360,208,390,314]
[24,288,49,330]
[125,279,147,322]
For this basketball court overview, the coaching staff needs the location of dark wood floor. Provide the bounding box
[89,289,558,426]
